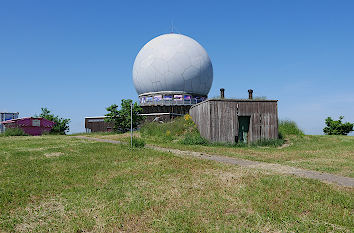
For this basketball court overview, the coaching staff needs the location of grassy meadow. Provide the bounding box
[85,117,354,178]
[0,135,353,232]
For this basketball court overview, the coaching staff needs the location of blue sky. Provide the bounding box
[1,0,353,135]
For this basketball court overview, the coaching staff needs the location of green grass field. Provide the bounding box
[143,135,354,178]
[0,135,353,232]
[85,131,354,178]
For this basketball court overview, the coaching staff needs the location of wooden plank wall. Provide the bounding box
[189,101,211,140]
[190,100,278,143]
[209,101,238,143]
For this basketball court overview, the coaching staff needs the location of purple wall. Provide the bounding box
[4,118,55,136]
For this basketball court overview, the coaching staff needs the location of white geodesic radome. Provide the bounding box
[132,33,213,97]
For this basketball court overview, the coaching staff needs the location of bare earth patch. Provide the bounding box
[15,198,66,232]
[45,152,64,158]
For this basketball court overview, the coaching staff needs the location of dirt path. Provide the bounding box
[73,136,354,188]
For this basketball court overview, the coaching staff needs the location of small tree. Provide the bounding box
[105,99,144,133]
[323,116,353,135]
[36,108,70,135]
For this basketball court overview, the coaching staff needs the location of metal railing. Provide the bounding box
[139,98,205,106]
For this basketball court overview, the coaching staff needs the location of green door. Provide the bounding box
[238,116,250,143]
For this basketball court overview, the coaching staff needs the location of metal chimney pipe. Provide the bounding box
[248,89,253,99]
[220,88,225,99]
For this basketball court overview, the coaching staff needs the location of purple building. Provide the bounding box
[1,117,55,136]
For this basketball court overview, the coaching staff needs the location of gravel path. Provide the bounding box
[73,136,354,188]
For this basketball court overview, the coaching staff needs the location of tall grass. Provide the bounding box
[207,139,284,148]
[140,117,192,141]
[131,137,145,148]
[251,138,284,147]
[278,120,304,138]
[0,128,28,137]
[140,115,211,145]
[180,129,209,145]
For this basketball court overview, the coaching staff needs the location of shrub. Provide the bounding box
[323,116,354,135]
[179,123,209,145]
[131,137,145,148]
[180,130,209,145]
[278,120,304,138]
[3,128,28,136]
[36,107,70,135]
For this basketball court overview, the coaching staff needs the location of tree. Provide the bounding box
[36,108,70,134]
[105,99,144,133]
[323,116,354,135]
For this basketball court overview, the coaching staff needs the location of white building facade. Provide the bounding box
[0,112,19,133]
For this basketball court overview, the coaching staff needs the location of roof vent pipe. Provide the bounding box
[248,89,253,100]
[220,88,225,99]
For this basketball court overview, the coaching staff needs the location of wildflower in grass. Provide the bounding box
[184,114,196,128]
[184,114,192,121]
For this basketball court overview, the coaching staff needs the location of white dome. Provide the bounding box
[132,33,213,96]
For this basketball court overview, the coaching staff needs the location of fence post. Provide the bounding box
[131,102,133,148]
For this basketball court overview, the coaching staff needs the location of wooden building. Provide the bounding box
[85,116,114,133]
[189,93,278,143]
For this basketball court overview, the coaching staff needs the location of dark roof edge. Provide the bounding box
[209,98,278,102]
[190,98,278,109]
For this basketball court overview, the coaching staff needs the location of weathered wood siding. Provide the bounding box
[189,99,278,143]
[209,101,238,143]
[189,101,211,140]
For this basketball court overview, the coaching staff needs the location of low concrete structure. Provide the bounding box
[1,117,55,136]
